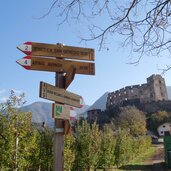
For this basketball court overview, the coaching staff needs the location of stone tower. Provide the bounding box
[147,74,168,101]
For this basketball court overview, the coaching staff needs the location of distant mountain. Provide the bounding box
[79,92,109,118]
[74,105,90,115]
[21,92,108,124]
[21,102,90,126]
[21,102,53,127]
[88,92,109,111]
[167,86,171,100]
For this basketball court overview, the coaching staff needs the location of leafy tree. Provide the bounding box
[64,134,75,171]
[73,121,91,170]
[89,122,101,170]
[73,121,101,171]
[24,127,40,170]
[0,111,10,170]
[148,110,171,131]
[0,91,37,170]
[97,125,115,171]
[114,129,134,168]
[117,106,147,136]
[31,126,53,171]
[134,136,152,155]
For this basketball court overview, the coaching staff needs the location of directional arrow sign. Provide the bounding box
[16,56,95,75]
[17,42,95,61]
[16,56,31,69]
[40,81,82,108]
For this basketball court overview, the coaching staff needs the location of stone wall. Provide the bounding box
[106,74,168,109]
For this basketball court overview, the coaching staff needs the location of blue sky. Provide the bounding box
[0,1,171,106]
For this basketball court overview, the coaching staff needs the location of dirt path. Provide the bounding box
[120,144,171,171]
[145,144,167,171]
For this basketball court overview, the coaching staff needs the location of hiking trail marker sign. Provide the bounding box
[52,103,70,120]
[17,42,94,61]
[39,81,83,108]
[16,41,95,171]
[16,55,95,75]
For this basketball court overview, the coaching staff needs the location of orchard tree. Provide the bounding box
[114,129,134,168]
[73,121,101,171]
[64,134,75,171]
[0,91,37,170]
[73,121,92,170]
[40,0,171,70]
[97,125,116,171]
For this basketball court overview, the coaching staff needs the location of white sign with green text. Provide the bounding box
[52,103,70,120]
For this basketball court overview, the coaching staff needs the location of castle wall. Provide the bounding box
[106,74,168,109]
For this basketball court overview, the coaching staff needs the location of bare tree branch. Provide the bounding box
[38,0,171,71]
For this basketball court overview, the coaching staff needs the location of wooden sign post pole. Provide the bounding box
[54,72,65,171]
[16,41,95,171]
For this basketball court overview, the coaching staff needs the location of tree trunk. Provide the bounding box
[14,136,19,171]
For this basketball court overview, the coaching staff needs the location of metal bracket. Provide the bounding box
[55,128,64,133]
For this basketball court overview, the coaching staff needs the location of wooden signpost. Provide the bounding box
[16,42,95,171]
[17,42,95,61]
[16,56,95,75]
[39,81,82,108]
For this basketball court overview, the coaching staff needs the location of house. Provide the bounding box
[87,109,102,123]
[157,122,171,136]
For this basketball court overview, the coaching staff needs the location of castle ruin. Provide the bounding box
[106,74,168,109]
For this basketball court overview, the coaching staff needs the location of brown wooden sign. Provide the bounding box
[17,56,95,75]
[39,81,82,108]
[17,42,95,61]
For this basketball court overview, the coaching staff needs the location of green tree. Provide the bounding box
[89,122,101,170]
[29,125,53,171]
[64,134,75,171]
[73,121,101,171]
[0,111,10,170]
[114,129,134,168]
[97,125,115,171]
[25,127,40,170]
[73,121,91,170]
[0,91,37,170]
[149,110,171,131]
[117,106,147,136]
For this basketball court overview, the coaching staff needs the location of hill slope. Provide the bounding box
[21,102,53,126]
[88,92,109,111]
[21,102,90,126]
